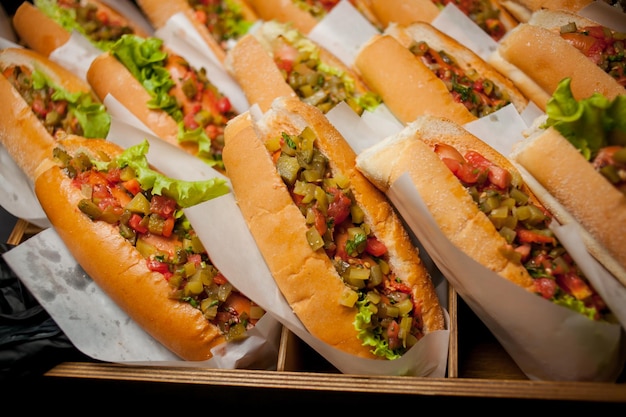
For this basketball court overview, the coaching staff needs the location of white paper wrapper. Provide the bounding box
[2,228,282,369]
[107,113,451,377]
[1,118,283,368]
[0,144,50,229]
[431,4,499,61]
[333,102,626,381]
[154,13,250,113]
[308,0,380,68]
[41,0,154,81]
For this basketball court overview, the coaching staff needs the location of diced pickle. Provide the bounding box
[368,264,383,287]
[250,304,265,320]
[350,204,364,224]
[218,282,233,302]
[306,226,324,251]
[78,199,102,219]
[189,235,206,254]
[396,298,414,316]
[184,280,204,296]
[349,266,370,281]
[126,193,150,214]
[276,154,300,185]
[265,136,281,153]
[339,287,359,307]
[226,323,248,341]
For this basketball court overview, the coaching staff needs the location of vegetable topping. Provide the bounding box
[544,78,626,194]
[432,0,507,41]
[35,0,137,51]
[267,126,426,359]
[433,141,611,321]
[110,35,238,168]
[187,0,255,50]
[558,23,626,87]
[265,22,381,115]
[409,40,512,117]
[53,140,261,340]
[2,64,110,139]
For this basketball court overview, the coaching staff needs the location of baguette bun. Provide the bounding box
[12,0,150,56]
[34,136,225,360]
[355,115,536,291]
[12,2,70,57]
[488,23,625,111]
[247,0,319,34]
[367,0,518,40]
[246,0,381,33]
[225,20,375,115]
[354,22,527,125]
[222,97,445,358]
[87,40,238,167]
[135,0,258,63]
[87,52,185,150]
[498,0,594,22]
[511,126,626,286]
[224,33,297,113]
[0,47,97,181]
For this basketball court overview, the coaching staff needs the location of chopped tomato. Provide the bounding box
[313,206,327,236]
[534,277,557,299]
[334,229,349,261]
[516,228,555,245]
[213,272,228,286]
[388,279,412,294]
[110,186,132,208]
[365,237,387,257]
[122,178,142,196]
[161,216,175,238]
[557,272,594,300]
[187,253,203,267]
[326,188,351,225]
[216,96,231,113]
[128,213,148,233]
[222,292,253,321]
[146,257,171,276]
[150,195,177,218]
[487,165,512,189]
[386,320,401,350]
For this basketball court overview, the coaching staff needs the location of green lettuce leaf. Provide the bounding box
[31,68,111,138]
[34,0,120,51]
[95,139,229,208]
[543,77,626,160]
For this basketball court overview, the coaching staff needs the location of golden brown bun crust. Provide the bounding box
[354,33,477,125]
[499,0,593,22]
[226,22,372,114]
[0,48,94,181]
[225,34,297,112]
[13,2,71,57]
[367,0,440,28]
[368,0,518,34]
[86,52,198,156]
[491,24,625,110]
[223,97,445,358]
[247,0,319,34]
[136,0,258,63]
[12,0,149,56]
[355,115,537,291]
[34,136,224,360]
[511,127,626,286]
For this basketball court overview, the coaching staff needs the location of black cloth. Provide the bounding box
[0,243,88,381]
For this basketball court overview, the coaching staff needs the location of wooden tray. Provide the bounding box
[7,220,626,407]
